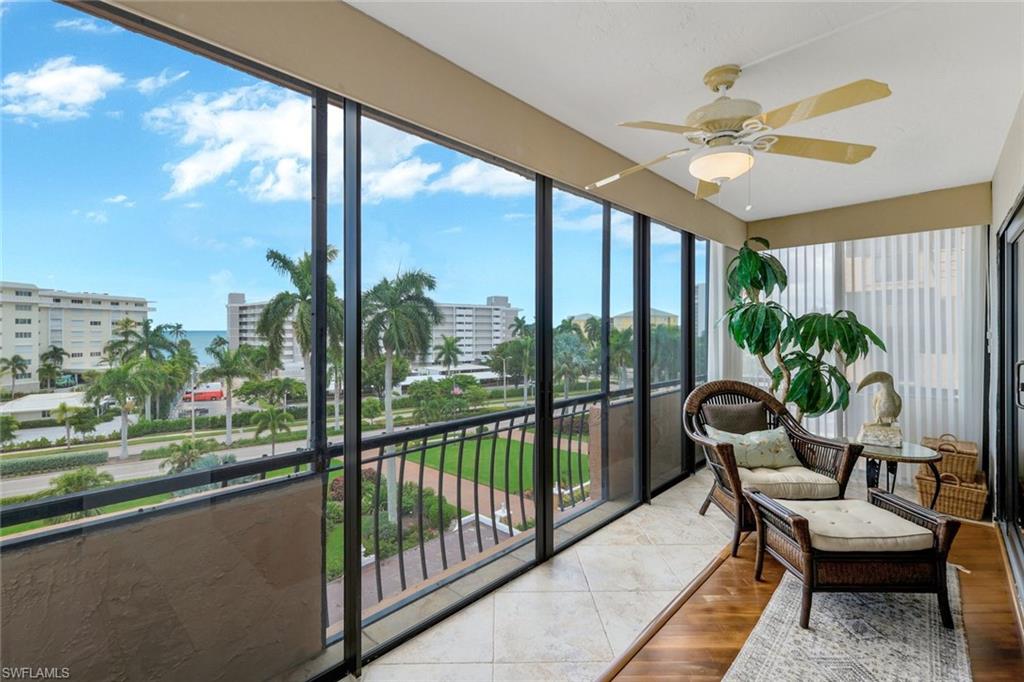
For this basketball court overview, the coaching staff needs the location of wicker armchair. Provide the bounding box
[683,380,862,556]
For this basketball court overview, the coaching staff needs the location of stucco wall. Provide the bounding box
[0,477,324,682]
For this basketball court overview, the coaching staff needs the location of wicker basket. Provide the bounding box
[915,468,988,520]
[920,433,979,481]
[920,433,978,455]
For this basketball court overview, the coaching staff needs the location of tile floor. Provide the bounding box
[361,468,732,682]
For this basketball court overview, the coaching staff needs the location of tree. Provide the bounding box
[484,344,512,407]
[116,319,176,420]
[0,414,18,451]
[556,316,584,340]
[723,237,885,419]
[362,397,382,426]
[509,316,534,405]
[328,343,344,431]
[252,402,294,457]
[41,344,70,368]
[200,339,256,446]
[584,316,602,349]
[0,355,30,397]
[609,327,633,388]
[161,438,218,474]
[257,248,343,428]
[409,376,487,423]
[49,467,114,504]
[553,332,589,398]
[37,362,60,391]
[433,335,462,376]
[240,344,283,378]
[68,408,100,440]
[51,402,77,449]
[167,323,186,341]
[650,324,681,383]
[362,269,441,523]
[362,356,410,402]
[84,363,145,458]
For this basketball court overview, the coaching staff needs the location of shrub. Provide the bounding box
[17,418,59,429]
[0,450,108,477]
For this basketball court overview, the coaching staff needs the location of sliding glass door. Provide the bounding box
[1001,212,1024,593]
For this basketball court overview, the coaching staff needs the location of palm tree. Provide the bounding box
[0,355,30,397]
[584,316,602,349]
[241,344,283,378]
[554,332,588,398]
[609,327,634,388]
[555,316,584,340]
[119,319,176,419]
[433,335,462,376]
[167,323,186,341]
[84,363,145,458]
[37,362,59,391]
[509,317,534,405]
[40,345,70,369]
[161,438,218,474]
[0,414,18,451]
[363,269,441,522]
[328,343,344,431]
[106,318,139,362]
[200,339,256,446]
[52,402,76,449]
[253,402,294,457]
[258,248,344,428]
[49,466,114,497]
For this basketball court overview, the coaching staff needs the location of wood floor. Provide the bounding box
[613,522,1024,680]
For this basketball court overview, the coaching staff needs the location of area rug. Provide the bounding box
[723,571,971,681]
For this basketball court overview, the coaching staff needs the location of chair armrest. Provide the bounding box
[686,430,744,499]
[867,488,961,555]
[744,489,812,553]
[787,428,862,494]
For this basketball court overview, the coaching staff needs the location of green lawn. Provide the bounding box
[407,438,590,494]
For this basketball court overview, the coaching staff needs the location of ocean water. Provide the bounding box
[181,330,228,367]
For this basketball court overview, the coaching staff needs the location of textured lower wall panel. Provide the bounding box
[0,477,324,682]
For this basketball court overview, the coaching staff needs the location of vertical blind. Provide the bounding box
[711,226,988,467]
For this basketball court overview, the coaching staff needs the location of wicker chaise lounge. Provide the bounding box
[683,380,862,556]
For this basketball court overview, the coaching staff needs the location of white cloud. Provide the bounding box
[103,194,134,207]
[429,158,531,197]
[183,201,204,209]
[146,85,313,200]
[438,227,463,235]
[54,18,123,34]
[365,157,441,203]
[2,56,124,121]
[136,68,188,95]
[73,209,108,224]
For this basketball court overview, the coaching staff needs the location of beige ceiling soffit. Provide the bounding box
[104,0,746,248]
[748,182,992,249]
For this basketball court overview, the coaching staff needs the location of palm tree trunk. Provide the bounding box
[225,383,233,446]
[385,348,399,524]
[65,420,71,450]
[145,393,152,421]
[333,367,340,431]
[304,352,313,447]
[119,408,128,458]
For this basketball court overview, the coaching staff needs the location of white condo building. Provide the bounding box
[226,293,304,377]
[427,295,520,365]
[0,281,152,392]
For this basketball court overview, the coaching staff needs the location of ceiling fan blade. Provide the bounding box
[585,148,689,190]
[619,120,702,135]
[756,79,891,130]
[695,180,720,200]
[761,135,876,164]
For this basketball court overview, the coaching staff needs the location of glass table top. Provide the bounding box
[848,440,942,462]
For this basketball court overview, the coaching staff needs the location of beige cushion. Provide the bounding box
[706,426,803,469]
[738,465,839,500]
[782,499,935,552]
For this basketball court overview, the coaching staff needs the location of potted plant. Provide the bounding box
[723,237,886,421]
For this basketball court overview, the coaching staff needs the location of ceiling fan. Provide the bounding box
[586,64,891,201]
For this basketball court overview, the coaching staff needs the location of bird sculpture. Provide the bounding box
[857,371,902,426]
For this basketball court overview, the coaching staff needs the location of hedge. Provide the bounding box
[18,418,59,429]
[0,450,109,477]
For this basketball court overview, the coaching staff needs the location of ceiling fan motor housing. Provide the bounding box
[685,97,763,134]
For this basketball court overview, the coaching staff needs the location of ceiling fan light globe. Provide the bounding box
[688,145,754,184]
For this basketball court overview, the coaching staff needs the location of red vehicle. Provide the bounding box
[183,382,224,402]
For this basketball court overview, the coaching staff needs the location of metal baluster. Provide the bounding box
[396,439,409,592]
[373,451,384,603]
[502,417,514,535]
[577,403,588,501]
[436,431,450,571]
[565,403,577,508]
[473,425,484,554]
[455,427,468,562]
[517,414,528,530]
[417,435,428,581]
[555,405,566,512]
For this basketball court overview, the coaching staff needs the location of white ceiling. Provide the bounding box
[352,1,1024,220]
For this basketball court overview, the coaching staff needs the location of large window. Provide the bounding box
[650,223,684,489]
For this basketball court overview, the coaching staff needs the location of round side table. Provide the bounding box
[858,441,943,509]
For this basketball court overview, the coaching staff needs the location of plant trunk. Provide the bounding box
[145,393,152,421]
[271,434,276,457]
[65,420,71,450]
[564,376,569,399]
[225,382,233,446]
[384,349,399,524]
[333,368,340,431]
[119,408,129,458]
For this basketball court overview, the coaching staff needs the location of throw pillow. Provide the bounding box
[702,401,767,434]
[704,425,803,469]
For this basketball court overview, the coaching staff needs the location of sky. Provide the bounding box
[2,1,706,331]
